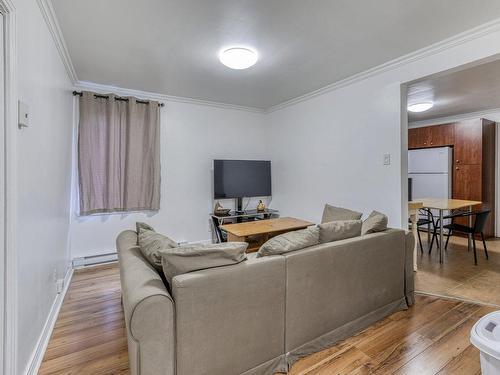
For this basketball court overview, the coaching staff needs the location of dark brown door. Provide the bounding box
[453,164,481,200]
[429,124,454,147]
[453,164,482,227]
[454,120,482,165]
[408,128,419,149]
[417,127,431,148]
[408,127,431,148]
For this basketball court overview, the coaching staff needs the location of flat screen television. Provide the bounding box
[214,160,271,202]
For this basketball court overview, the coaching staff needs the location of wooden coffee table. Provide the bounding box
[220,217,314,252]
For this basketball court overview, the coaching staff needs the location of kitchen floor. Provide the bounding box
[415,234,500,306]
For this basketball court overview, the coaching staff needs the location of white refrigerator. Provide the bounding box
[408,147,453,222]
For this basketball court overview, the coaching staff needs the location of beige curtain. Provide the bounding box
[78,91,161,215]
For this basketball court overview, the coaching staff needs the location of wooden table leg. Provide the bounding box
[468,205,473,252]
[409,209,418,271]
[439,210,444,264]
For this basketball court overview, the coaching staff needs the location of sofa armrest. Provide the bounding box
[117,230,175,375]
[404,230,416,306]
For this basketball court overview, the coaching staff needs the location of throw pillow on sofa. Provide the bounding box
[160,242,248,284]
[318,220,362,243]
[361,211,388,235]
[321,204,363,223]
[258,226,319,256]
[136,222,178,271]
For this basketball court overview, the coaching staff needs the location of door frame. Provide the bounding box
[0,1,17,374]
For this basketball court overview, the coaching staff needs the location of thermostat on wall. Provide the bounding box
[18,100,29,128]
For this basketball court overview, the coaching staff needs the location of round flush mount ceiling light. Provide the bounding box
[219,47,258,69]
[407,101,434,113]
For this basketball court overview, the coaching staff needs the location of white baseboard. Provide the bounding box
[72,252,118,268]
[24,267,74,375]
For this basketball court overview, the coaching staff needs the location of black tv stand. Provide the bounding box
[210,208,280,243]
[236,197,243,213]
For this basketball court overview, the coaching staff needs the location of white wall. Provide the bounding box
[69,101,268,258]
[15,0,74,373]
[267,28,500,229]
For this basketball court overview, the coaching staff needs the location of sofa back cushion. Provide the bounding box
[160,242,248,284]
[136,222,178,271]
[318,220,362,243]
[258,226,319,257]
[321,204,362,223]
[361,210,388,235]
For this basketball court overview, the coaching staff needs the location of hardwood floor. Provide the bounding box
[416,235,500,306]
[38,263,129,375]
[39,263,494,375]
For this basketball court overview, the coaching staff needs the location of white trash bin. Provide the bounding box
[471,311,500,375]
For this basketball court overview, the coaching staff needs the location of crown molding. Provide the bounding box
[74,81,266,113]
[37,0,78,84]
[266,17,500,113]
[409,107,500,128]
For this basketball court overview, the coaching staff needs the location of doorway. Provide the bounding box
[402,56,500,307]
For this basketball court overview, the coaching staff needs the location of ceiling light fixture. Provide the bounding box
[407,101,434,113]
[219,47,258,70]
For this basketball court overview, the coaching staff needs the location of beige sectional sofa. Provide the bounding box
[117,228,415,375]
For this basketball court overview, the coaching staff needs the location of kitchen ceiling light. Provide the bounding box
[407,101,434,113]
[219,47,258,70]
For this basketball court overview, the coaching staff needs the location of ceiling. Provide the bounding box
[408,58,500,122]
[52,0,500,110]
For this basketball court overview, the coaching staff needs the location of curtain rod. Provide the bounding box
[73,91,165,107]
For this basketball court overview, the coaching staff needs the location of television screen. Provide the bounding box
[214,160,271,199]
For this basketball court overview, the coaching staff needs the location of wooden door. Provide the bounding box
[408,127,431,148]
[453,164,481,200]
[408,128,419,149]
[453,164,482,227]
[454,120,482,164]
[429,123,454,147]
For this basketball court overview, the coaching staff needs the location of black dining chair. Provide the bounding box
[429,208,470,254]
[412,208,439,254]
[443,210,490,265]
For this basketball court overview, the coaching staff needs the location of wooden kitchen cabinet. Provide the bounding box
[408,127,429,148]
[408,123,453,149]
[408,128,419,149]
[429,123,454,147]
[453,164,482,201]
[454,120,482,165]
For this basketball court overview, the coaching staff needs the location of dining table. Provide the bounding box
[409,198,482,264]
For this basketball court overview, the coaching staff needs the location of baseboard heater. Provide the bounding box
[72,252,118,268]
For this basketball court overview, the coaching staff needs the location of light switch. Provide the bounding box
[383,153,391,165]
[18,100,29,128]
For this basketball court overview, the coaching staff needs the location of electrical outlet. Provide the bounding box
[383,153,391,165]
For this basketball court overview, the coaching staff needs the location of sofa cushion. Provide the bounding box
[318,220,362,243]
[362,211,388,235]
[258,226,320,256]
[136,222,178,271]
[321,204,363,223]
[160,242,248,284]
